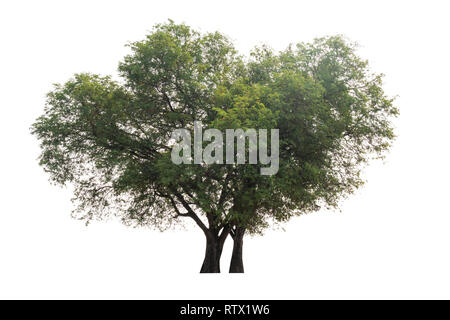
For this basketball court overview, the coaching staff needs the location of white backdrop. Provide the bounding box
[1,0,449,299]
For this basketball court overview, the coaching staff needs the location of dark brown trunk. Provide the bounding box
[200,234,224,273]
[229,227,245,273]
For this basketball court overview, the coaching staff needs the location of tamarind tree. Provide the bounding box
[32,21,398,273]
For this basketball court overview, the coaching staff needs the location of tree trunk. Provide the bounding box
[200,235,223,273]
[229,227,245,273]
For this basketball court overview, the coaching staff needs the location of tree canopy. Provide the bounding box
[32,21,398,272]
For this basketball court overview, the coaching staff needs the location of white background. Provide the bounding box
[1,0,449,299]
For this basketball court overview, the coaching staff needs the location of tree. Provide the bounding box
[31,21,398,273]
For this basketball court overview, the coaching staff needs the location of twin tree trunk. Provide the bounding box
[229,227,245,273]
[200,227,245,273]
[200,234,223,273]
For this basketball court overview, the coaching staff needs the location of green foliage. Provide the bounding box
[32,21,398,235]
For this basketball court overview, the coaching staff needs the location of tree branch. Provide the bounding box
[173,191,210,235]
